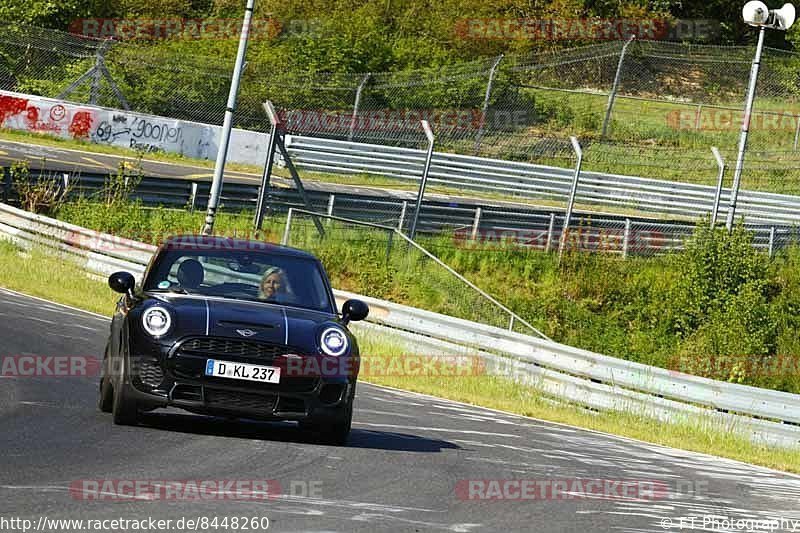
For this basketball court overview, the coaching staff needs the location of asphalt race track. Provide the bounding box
[2,288,800,532]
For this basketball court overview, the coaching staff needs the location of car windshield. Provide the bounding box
[142,247,334,313]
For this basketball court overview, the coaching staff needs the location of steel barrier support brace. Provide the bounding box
[622,218,631,259]
[326,194,335,226]
[397,201,407,232]
[794,116,800,151]
[188,182,198,212]
[558,137,583,262]
[281,208,294,246]
[545,213,555,252]
[409,120,435,240]
[769,226,776,258]
[471,207,482,240]
[711,147,725,228]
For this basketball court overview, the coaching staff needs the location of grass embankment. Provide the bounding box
[53,199,800,395]
[1,239,799,473]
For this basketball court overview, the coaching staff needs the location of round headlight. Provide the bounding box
[320,327,348,356]
[142,306,172,337]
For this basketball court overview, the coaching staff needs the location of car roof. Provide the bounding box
[159,235,321,261]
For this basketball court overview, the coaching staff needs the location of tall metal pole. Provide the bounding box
[601,35,635,139]
[408,120,435,240]
[253,102,280,231]
[202,0,256,236]
[558,136,583,262]
[726,25,765,232]
[710,147,725,228]
[473,54,504,155]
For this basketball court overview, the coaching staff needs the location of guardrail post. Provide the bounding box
[508,315,515,331]
[601,35,635,139]
[385,230,394,264]
[710,147,725,228]
[326,194,335,226]
[409,120,435,240]
[768,226,776,258]
[474,54,504,155]
[545,213,555,252]
[348,73,371,142]
[2,167,10,203]
[397,201,407,232]
[281,208,294,246]
[558,137,583,262]
[794,115,800,151]
[694,103,703,130]
[471,207,482,240]
[188,182,198,212]
[622,218,631,259]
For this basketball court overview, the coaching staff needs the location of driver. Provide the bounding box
[176,259,204,289]
[258,267,294,302]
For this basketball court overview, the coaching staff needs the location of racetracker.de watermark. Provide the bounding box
[666,109,800,131]
[0,355,100,377]
[68,17,321,41]
[456,479,670,501]
[453,227,666,252]
[278,109,529,133]
[283,354,486,378]
[69,480,282,501]
[454,18,720,41]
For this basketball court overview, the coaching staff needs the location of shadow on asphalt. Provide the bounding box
[136,412,460,453]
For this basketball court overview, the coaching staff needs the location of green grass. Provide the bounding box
[1,238,798,473]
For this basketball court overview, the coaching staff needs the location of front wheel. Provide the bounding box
[300,403,353,446]
[112,377,138,426]
[97,349,113,413]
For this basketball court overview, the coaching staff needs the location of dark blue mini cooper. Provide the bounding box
[98,236,368,445]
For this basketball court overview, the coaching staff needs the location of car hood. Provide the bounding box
[146,293,341,353]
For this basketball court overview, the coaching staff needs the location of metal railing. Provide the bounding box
[3,168,799,258]
[283,135,800,226]
[2,200,800,447]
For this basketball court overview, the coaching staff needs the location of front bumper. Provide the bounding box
[124,338,357,422]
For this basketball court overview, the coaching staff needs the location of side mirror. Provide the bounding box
[341,299,369,324]
[108,271,135,297]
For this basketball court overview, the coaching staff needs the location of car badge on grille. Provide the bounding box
[236,329,258,338]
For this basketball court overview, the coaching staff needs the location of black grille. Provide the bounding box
[177,337,293,360]
[205,389,277,415]
[132,356,164,388]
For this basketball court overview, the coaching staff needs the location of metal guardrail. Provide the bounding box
[283,135,800,226]
[1,200,800,447]
[4,168,800,257]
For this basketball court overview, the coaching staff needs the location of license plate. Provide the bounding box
[205,359,280,384]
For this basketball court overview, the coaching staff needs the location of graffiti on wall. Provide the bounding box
[0,95,97,140]
[0,90,269,166]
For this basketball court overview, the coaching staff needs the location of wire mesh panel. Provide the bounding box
[280,209,548,338]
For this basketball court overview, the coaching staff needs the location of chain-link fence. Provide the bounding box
[4,23,800,216]
[279,208,549,337]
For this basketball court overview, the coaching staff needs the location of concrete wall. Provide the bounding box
[0,90,269,167]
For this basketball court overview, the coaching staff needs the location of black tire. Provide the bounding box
[112,374,138,426]
[98,376,113,413]
[300,403,353,446]
[97,349,113,413]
